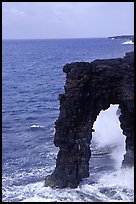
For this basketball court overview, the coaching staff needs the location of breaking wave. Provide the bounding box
[122,40,134,45]
[30,124,45,129]
[3,167,133,202]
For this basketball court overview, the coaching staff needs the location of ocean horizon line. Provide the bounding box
[2,37,109,41]
[2,34,134,41]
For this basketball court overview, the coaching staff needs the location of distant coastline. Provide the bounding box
[108,35,134,42]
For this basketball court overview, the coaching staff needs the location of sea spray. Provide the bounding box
[92,104,126,168]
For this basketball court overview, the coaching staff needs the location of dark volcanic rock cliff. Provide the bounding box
[44,52,134,188]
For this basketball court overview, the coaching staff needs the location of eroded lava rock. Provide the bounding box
[44,52,134,188]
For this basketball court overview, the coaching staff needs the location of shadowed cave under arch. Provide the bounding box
[44,52,134,188]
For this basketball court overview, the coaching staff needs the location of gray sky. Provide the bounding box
[2,2,134,39]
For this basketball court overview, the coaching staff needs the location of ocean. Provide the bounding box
[2,38,134,202]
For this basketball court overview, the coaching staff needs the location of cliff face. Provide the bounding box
[44,52,134,188]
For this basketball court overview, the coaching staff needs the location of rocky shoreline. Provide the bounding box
[108,35,134,42]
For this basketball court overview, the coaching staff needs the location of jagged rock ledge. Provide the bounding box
[44,52,134,188]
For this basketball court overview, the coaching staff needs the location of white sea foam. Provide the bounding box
[19,167,133,202]
[3,164,134,202]
[122,40,134,45]
[98,167,134,190]
[30,125,45,129]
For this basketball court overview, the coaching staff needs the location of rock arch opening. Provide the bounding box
[44,52,134,188]
[90,104,126,171]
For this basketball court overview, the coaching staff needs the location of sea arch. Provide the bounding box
[44,52,134,188]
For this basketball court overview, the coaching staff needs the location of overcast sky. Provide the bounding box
[2,2,134,39]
